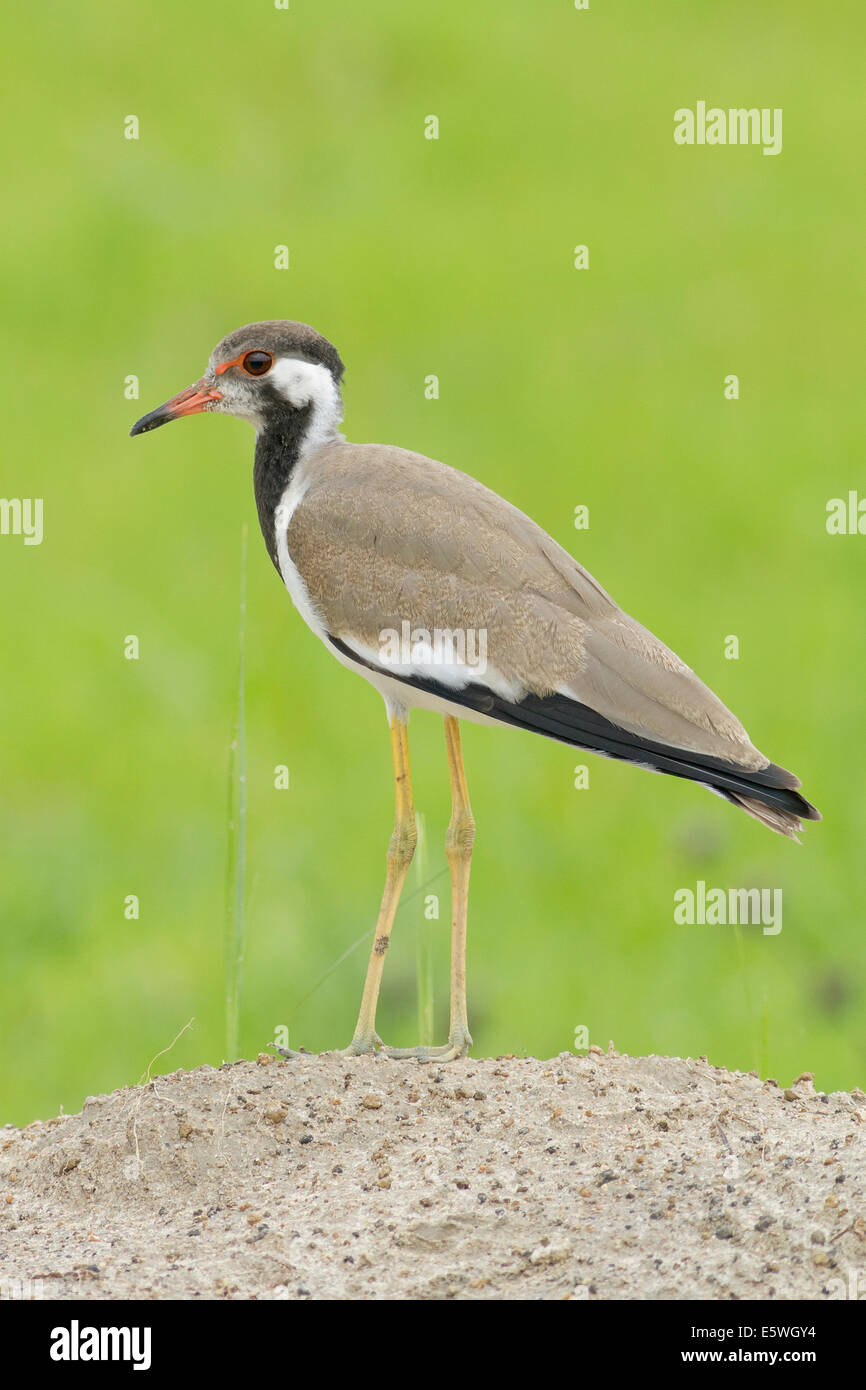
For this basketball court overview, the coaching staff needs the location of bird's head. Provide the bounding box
[129,320,345,439]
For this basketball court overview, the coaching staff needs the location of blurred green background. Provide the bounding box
[1,1,862,1125]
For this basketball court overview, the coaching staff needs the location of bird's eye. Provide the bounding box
[242,351,273,376]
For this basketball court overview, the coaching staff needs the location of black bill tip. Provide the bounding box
[129,407,170,437]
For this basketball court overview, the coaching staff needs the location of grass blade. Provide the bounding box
[224,523,247,1061]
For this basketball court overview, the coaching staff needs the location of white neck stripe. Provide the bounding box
[267,356,343,456]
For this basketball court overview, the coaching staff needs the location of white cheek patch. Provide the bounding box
[268,356,343,455]
[270,357,341,413]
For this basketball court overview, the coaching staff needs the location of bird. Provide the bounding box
[130,319,820,1061]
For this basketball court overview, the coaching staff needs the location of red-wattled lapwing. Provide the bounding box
[131,320,820,1060]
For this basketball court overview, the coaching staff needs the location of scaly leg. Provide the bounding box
[343,710,418,1054]
[385,715,474,1062]
[271,708,417,1061]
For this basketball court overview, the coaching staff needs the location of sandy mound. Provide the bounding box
[1,1050,863,1300]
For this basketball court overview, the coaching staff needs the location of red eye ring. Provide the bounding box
[241,350,273,377]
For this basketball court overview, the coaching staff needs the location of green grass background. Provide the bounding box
[1,1,863,1124]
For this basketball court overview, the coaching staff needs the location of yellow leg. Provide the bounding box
[385,715,474,1062]
[346,713,417,1054]
[443,715,474,1052]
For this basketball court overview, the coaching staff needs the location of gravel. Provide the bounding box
[1,1048,863,1301]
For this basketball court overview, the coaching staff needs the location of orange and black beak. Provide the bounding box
[129,379,222,437]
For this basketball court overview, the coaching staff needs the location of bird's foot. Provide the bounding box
[381,1027,472,1063]
[267,1042,380,1060]
[337,1031,385,1058]
[269,1029,471,1063]
[267,1043,315,1060]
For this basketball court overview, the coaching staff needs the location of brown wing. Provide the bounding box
[286,441,766,767]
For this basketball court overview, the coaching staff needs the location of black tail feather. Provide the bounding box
[330,637,821,831]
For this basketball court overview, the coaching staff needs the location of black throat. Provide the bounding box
[252,403,314,572]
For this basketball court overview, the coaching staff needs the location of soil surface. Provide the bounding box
[1,1049,863,1301]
